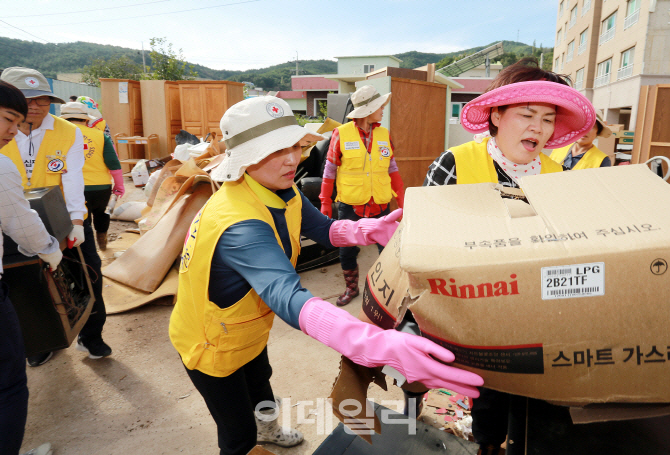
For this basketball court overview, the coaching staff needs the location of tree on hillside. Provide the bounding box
[81,55,143,86]
[147,37,197,81]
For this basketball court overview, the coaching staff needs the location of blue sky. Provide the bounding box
[1,0,559,71]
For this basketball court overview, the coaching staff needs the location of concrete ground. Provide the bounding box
[19,235,405,454]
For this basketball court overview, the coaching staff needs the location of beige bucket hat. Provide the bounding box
[346,85,391,119]
[60,102,97,121]
[0,67,66,104]
[595,111,612,138]
[211,96,325,182]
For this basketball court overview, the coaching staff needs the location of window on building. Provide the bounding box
[569,6,578,28]
[624,0,640,29]
[595,58,612,87]
[561,53,565,71]
[451,102,466,119]
[557,28,562,45]
[363,64,375,73]
[582,0,591,15]
[575,68,585,90]
[618,47,635,79]
[567,40,575,62]
[559,0,564,16]
[555,56,561,71]
[599,12,617,44]
[578,28,588,54]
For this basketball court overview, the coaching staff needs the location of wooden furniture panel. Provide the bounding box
[632,84,670,167]
[389,78,446,188]
[100,79,143,165]
[204,85,225,138]
[166,82,182,153]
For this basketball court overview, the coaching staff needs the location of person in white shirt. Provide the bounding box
[0,67,111,367]
[0,79,60,455]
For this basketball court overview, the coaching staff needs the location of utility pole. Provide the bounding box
[141,42,147,74]
[295,51,299,76]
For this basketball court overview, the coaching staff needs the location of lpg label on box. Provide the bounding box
[541,262,605,300]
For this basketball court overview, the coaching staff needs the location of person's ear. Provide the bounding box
[491,107,501,128]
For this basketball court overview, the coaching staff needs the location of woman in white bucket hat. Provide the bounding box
[169,96,482,454]
[318,85,405,307]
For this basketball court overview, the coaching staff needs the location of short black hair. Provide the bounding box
[69,95,78,101]
[0,80,28,120]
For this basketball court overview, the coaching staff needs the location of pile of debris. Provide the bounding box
[420,389,474,442]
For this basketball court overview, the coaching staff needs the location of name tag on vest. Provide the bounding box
[344,141,360,150]
[377,141,389,146]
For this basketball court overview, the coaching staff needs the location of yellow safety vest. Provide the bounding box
[549,143,608,170]
[74,123,112,186]
[89,118,106,133]
[169,174,302,377]
[452,138,563,184]
[0,115,75,190]
[336,121,393,205]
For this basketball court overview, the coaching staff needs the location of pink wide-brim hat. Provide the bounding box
[460,80,596,149]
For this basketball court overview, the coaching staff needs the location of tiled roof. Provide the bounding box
[291,76,339,91]
[452,78,493,93]
[275,91,306,99]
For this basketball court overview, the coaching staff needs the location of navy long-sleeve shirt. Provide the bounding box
[208,184,335,329]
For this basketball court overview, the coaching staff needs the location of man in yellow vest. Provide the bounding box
[60,102,124,250]
[171,96,483,455]
[318,85,405,306]
[0,67,112,367]
[549,111,612,169]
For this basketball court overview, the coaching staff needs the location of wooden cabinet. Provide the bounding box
[632,84,670,175]
[178,81,244,139]
[389,78,447,188]
[99,79,143,161]
[139,80,181,156]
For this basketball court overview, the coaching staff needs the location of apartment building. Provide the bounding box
[554,0,670,129]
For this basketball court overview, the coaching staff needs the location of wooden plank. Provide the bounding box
[652,87,670,143]
[140,80,168,157]
[389,77,446,188]
[650,143,670,147]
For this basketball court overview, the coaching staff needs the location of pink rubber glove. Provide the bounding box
[319,178,334,217]
[299,297,483,396]
[110,169,125,197]
[329,209,402,247]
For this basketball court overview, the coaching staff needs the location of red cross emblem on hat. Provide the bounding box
[272,106,279,113]
[24,77,40,88]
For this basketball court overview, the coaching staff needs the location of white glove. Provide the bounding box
[68,224,85,248]
[38,249,63,271]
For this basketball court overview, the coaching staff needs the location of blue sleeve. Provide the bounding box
[299,191,335,248]
[600,156,612,167]
[216,220,313,329]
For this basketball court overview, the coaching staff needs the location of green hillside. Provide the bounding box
[0,36,553,91]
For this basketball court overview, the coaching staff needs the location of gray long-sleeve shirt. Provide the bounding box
[0,154,59,276]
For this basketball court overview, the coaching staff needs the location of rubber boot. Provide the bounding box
[255,407,304,448]
[96,232,108,251]
[336,266,359,306]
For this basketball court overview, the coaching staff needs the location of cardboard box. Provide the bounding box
[362,165,670,404]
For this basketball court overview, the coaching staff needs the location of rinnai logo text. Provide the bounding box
[428,275,519,298]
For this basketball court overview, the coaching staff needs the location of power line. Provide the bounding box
[23,0,264,28]
[2,0,173,18]
[0,20,50,43]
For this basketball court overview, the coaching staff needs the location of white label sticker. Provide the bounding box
[377,141,389,146]
[344,141,360,150]
[541,262,605,300]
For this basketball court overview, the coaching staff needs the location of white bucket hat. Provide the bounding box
[346,85,391,119]
[60,102,97,121]
[211,96,325,182]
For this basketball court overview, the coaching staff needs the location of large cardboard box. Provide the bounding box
[362,165,670,404]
